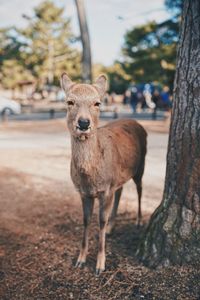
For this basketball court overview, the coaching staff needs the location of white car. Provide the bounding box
[0,96,21,115]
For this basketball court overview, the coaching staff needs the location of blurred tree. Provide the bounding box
[106,63,131,94]
[1,59,33,89]
[21,0,81,87]
[121,19,178,90]
[138,0,200,267]
[165,0,183,16]
[0,28,33,92]
[74,0,92,82]
[0,28,23,65]
[0,1,80,90]
[1,59,34,92]
[119,0,184,92]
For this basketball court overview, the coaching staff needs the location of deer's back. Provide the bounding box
[99,119,147,155]
[98,119,147,186]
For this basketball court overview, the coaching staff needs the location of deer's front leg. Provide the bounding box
[76,196,94,268]
[96,192,114,275]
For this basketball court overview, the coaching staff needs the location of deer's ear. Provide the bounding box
[93,74,107,98]
[60,73,74,93]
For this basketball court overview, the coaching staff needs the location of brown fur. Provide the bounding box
[61,73,147,275]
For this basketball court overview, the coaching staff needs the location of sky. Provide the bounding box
[0,0,171,66]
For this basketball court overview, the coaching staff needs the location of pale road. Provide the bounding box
[0,120,168,216]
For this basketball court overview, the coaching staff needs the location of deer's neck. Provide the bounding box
[71,133,100,174]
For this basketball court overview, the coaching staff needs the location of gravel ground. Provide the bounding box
[0,119,199,300]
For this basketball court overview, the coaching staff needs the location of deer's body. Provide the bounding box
[71,119,146,197]
[61,74,147,275]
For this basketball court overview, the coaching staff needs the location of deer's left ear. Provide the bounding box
[93,74,107,98]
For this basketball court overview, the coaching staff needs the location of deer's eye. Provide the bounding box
[67,100,74,106]
[94,102,101,107]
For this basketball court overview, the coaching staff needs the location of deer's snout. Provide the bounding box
[78,118,90,131]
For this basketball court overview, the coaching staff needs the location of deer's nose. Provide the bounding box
[78,118,90,130]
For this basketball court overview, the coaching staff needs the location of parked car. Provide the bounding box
[0,96,21,115]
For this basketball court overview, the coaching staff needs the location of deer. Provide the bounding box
[60,73,147,275]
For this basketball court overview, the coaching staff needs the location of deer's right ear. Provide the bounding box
[60,73,74,94]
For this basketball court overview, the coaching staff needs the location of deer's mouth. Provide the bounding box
[76,126,91,133]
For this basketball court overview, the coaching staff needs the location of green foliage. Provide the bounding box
[106,63,131,94]
[1,59,34,89]
[0,28,30,89]
[0,0,80,90]
[165,0,183,16]
[21,0,81,86]
[120,0,183,92]
[0,28,24,65]
[121,19,179,90]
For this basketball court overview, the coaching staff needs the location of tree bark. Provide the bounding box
[137,0,200,267]
[74,0,92,82]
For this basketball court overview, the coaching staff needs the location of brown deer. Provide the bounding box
[61,73,147,275]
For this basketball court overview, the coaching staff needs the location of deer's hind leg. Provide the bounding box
[106,187,123,234]
[76,196,94,268]
[133,178,142,226]
[133,161,145,226]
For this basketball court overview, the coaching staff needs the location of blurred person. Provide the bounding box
[136,90,146,112]
[110,92,116,104]
[152,89,162,120]
[161,86,172,110]
[103,92,110,105]
[122,89,131,105]
[56,89,65,101]
[130,86,138,113]
[143,84,155,111]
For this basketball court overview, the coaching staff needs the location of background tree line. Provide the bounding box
[0,0,182,95]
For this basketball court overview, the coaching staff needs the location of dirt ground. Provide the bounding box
[0,118,199,300]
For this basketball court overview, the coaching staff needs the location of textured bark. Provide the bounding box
[138,0,200,267]
[74,0,92,82]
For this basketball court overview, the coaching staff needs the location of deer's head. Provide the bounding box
[61,74,107,140]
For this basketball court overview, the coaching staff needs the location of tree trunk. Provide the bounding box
[137,0,200,267]
[74,0,92,82]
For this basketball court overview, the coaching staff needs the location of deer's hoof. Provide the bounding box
[75,261,85,268]
[95,268,105,276]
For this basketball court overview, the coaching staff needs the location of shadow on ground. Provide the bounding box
[0,168,199,300]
